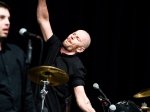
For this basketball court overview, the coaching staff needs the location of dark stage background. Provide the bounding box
[2,0,150,111]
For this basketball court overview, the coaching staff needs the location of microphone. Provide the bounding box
[93,83,116,111]
[109,104,116,112]
[26,39,32,65]
[19,28,41,39]
[93,83,108,99]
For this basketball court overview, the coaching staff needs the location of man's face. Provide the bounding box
[0,7,10,40]
[62,30,89,52]
[62,31,83,52]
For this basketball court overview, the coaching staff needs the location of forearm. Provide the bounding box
[37,0,53,41]
[74,86,96,112]
[37,0,49,23]
[76,97,96,112]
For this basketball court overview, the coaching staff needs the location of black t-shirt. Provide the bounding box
[32,34,87,112]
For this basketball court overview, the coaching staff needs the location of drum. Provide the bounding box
[115,100,142,112]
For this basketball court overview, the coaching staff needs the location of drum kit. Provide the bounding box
[133,88,150,112]
[110,89,150,112]
[28,66,69,112]
[28,66,150,112]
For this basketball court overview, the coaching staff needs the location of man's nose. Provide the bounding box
[71,35,75,39]
[5,18,10,26]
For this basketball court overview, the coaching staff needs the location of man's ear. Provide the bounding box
[76,47,85,53]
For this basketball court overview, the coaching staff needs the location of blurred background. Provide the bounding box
[2,0,150,111]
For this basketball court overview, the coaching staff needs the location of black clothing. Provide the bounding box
[32,34,87,112]
[0,42,36,112]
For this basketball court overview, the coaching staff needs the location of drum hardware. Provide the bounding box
[142,108,150,112]
[97,96,116,112]
[28,66,69,112]
[133,88,150,98]
[93,83,115,112]
[97,96,109,112]
[115,100,142,112]
[97,96,111,107]
[141,102,150,112]
[40,80,49,112]
[141,102,148,109]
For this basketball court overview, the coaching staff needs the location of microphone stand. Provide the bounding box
[35,36,49,112]
[22,39,33,112]
[19,31,45,111]
[26,39,32,67]
[25,36,43,66]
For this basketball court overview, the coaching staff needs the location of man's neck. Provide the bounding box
[60,47,76,55]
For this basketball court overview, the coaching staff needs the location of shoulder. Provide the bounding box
[46,34,59,43]
[71,55,84,66]
[7,43,22,49]
[7,43,25,55]
[67,55,86,72]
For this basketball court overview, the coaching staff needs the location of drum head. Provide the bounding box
[115,100,142,112]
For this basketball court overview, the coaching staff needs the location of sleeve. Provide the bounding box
[71,66,87,87]
[42,34,62,65]
[45,34,59,45]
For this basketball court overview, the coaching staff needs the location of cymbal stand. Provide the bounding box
[40,80,50,112]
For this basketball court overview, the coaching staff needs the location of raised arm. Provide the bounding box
[37,0,53,41]
[74,86,96,112]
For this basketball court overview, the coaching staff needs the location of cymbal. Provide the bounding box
[28,66,69,86]
[133,88,150,98]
